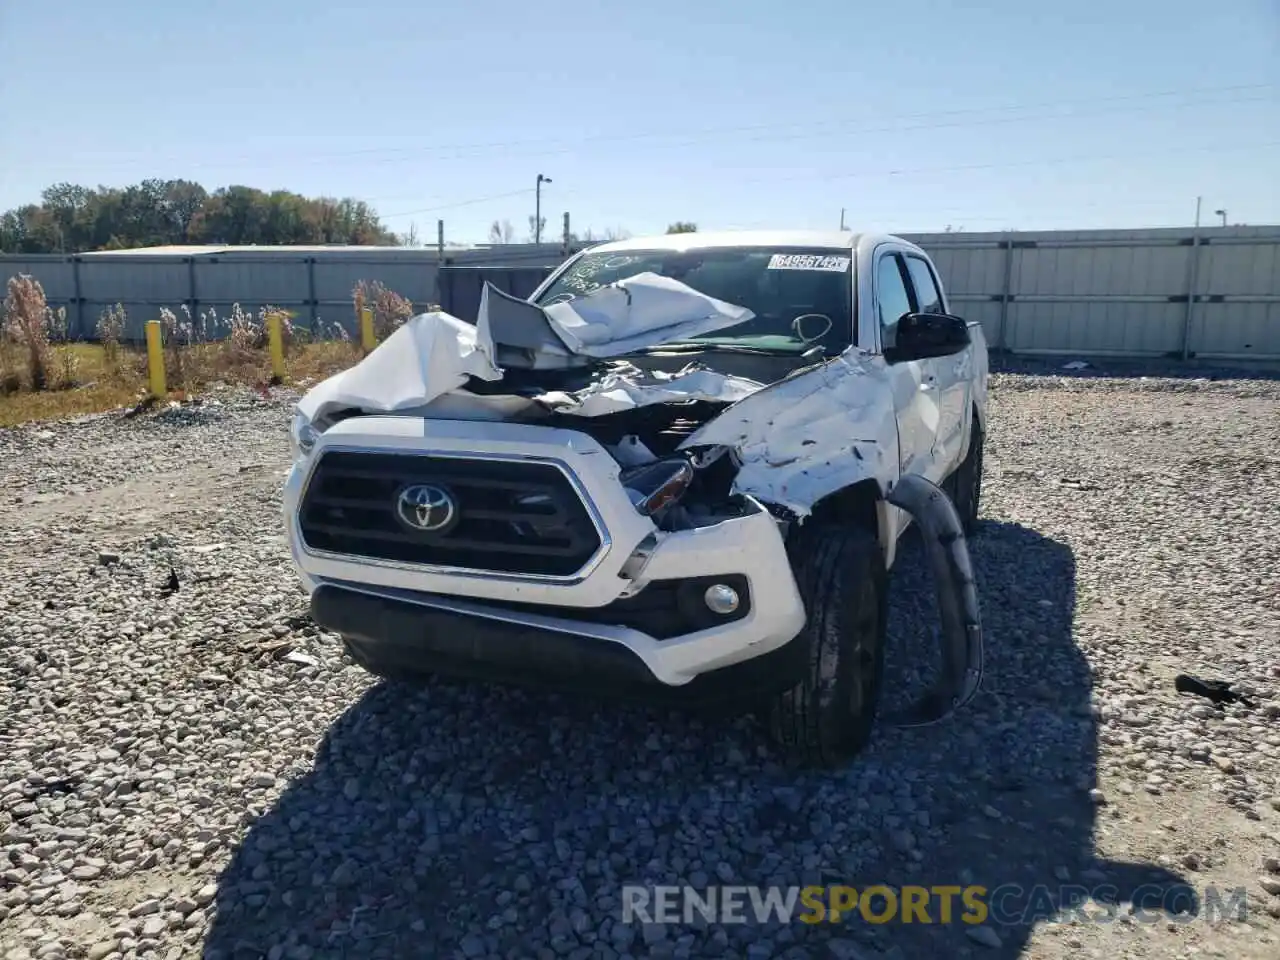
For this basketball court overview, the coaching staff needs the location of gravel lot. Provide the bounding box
[2,363,1279,960]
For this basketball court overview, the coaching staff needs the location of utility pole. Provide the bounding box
[535,174,552,244]
[1181,196,1203,361]
[839,208,846,231]
[436,219,444,261]
[562,211,571,255]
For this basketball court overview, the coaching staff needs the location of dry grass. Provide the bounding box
[353,280,415,341]
[1,276,405,427]
[3,276,56,391]
[0,340,361,428]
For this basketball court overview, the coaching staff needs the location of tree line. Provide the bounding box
[0,180,402,253]
[486,219,696,244]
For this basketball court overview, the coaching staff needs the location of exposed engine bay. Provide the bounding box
[293,273,901,523]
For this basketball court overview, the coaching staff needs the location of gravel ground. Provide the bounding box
[1,363,1279,960]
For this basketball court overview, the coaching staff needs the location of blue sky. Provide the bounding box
[1,0,1277,243]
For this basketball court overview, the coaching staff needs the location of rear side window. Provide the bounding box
[876,254,913,351]
[904,256,944,315]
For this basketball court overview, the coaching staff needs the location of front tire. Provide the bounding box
[768,524,887,767]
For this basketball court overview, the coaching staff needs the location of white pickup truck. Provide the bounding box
[283,230,989,766]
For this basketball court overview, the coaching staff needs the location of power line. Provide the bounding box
[735,139,1280,186]
[373,140,1280,223]
[352,91,1276,168]
[295,82,1280,162]
[280,92,1280,185]
[349,92,1274,209]
[380,188,535,219]
[346,94,1273,209]
[29,82,1277,179]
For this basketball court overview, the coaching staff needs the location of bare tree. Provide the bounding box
[488,219,515,244]
[570,226,632,245]
[526,215,547,243]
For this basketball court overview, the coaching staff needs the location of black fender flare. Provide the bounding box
[883,474,984,726]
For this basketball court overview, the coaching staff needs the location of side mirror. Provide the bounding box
[887,312,970,362]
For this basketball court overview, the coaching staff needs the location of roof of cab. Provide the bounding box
[579,229,867,254]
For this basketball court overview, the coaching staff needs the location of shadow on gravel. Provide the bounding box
[871,520,1197,958]
[204,520,1194,960]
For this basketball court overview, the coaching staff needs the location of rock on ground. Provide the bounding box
[1,364,1278,959]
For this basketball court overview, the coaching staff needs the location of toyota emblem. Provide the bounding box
[395,483,458,534]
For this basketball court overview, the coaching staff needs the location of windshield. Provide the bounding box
[533,246,853,354]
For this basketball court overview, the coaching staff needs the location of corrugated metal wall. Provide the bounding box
[0,244,570,341]
[899,226,1280,360]
[3,228,1278,359]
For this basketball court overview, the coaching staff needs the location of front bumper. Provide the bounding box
[284,416,807,687]
[313,582,807,703]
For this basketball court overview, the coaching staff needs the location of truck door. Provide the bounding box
[875,249,943,484]
[902,253,972,474]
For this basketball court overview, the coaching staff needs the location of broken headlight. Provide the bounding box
[620,458,695,516]
[289,410,319,459]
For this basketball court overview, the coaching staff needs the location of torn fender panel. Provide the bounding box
[296,311,503,424]
[541,272,756,357]
[677,348,900,517]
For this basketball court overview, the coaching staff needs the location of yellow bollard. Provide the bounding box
[360,306,377,353]
[266,311,286,380]
[144,320,166,398]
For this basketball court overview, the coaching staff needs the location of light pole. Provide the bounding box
[536,174,552,244]
[1214,208,1227,227]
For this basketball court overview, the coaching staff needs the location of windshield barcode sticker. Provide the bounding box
[767,254,851,272]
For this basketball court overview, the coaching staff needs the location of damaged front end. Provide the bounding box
[286,267,982,723]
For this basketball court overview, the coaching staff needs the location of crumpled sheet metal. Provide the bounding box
[541,272,756,357]
[473,273,756,369]
[299,274,760,423]
[539,365,764,417]
[296,311,502,424]
[294,282,892,515]
[678,348,899,517]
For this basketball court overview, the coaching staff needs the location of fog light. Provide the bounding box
[704,583,740,615]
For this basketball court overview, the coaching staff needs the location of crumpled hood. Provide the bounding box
[291,273,897,519]
[295,311,504,422]
[541,272,754,357]
[297,273,761,424]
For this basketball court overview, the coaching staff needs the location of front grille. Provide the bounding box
[299,451,603,577]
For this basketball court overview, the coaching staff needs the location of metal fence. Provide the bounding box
[2,226,1278,359]
[899,226,1280,360]
[0,244,571,342]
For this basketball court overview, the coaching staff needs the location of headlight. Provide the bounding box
[290,411,319,459]
[620,458,694,516]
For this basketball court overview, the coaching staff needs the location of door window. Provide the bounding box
[877,253,914,353]
[904,256,944,315]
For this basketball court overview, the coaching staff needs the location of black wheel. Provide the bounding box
[768,524,887,767]
[951,412,984,536]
